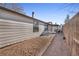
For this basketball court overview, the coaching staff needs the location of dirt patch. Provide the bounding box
[0,35,54,56]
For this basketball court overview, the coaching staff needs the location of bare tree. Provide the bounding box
[0,3,25,14]
[65,14,70,23]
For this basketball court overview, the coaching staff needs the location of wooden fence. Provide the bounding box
[63,13,79,55]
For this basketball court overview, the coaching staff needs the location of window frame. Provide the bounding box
[33,20,39,32]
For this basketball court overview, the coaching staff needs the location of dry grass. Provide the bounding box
[0,35,53,56]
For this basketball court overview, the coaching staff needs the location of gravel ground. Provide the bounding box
[43,33,70,56]
[0,34,55,56]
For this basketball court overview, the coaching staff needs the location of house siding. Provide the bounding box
[0,19,45,48]
[0,8,45,48]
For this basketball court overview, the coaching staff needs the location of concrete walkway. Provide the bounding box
[43,33,70,56]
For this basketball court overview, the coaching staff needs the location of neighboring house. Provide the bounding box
[0,6,55,48]
[44,23,52,32]
[52,24,59,33]
[43,22,59,34]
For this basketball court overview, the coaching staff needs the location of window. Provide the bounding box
[44,24,48,31]
[33,20,39,32]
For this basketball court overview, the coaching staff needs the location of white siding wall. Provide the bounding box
[52,26,57,33]
[0,19,45,48]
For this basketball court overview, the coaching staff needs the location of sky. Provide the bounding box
[18,3,79,24]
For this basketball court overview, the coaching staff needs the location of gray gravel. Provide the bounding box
[43,33,70,56]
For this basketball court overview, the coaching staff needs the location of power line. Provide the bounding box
[57,3,79,14]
